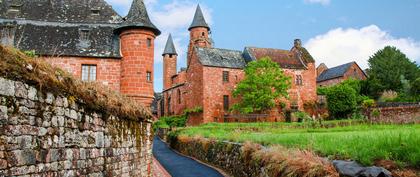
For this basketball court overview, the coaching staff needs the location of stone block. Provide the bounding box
[0,159,7,170]
[17,135,34,149]
[95,132,105,148]
[0,105,7,122]
[46,149,60,163]
[14,82,28,98]
[8,150,37,166]
[46,93,55,105]
[27,86,38,101]
[0,78,15,96]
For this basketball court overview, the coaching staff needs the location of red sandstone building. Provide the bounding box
[0,0,160,107]
[317,62,367,87]
[158,6,317,125]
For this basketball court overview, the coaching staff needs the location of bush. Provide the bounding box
[292,111,312,122]
[153,115,187,131]
[378,90,398,102]
[325,84,358,118]
[362,99,376,109]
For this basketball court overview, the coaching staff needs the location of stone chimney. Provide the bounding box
[294,39,302,48]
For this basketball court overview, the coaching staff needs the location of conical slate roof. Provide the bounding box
[163,34,178,56]
[115,0,161,35]
[188,5,210,31]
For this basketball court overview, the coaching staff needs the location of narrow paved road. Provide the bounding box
[153,137,225,177]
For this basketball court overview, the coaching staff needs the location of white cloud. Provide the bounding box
[304,0,331,6]
[304,25,420,69]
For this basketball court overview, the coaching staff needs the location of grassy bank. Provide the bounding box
[174,121,420,167]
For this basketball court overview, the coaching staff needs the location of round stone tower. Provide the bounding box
[163,34,178,90]
[115,0,161,107]
[188,4,212,64]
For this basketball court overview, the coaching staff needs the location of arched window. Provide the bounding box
[178,89,181,104]
[202,32,205,37]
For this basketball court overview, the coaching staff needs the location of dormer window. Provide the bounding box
[79,29,90,41]
[91,8,100,16]
[1,26,16,46]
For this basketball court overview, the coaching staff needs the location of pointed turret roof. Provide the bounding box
[188,4,210,31]
[115,0,161,35]
[163,34,178,56]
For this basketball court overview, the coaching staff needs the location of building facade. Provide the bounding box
[317,62,367,87]
[0,0,160,107]
[158,5,317,125]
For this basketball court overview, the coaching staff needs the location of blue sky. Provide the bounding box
[105,0,420,92]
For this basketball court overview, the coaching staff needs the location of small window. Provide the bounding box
[223,95,229,111]
[147,38,152,48]
[296,75,303,86]
[79,29,90,41]
[178,89,181,104]
[169,54,173,58]
[91,9,100,15]
[202,32,205,37]
[223,71,229,82]
[146,71,152,82]
[81,65,97,81]
[1,26,16,46]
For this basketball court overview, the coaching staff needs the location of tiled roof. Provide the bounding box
[0,0,160,58]
[196,47,246,69]
[189,5,209,31]
[244,47,307,69]
[317,62,355,82]
[163,34,177,56]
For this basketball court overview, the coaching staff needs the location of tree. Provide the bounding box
[367,46,420,97]
[232,57,291,114]
[325,84,358,118]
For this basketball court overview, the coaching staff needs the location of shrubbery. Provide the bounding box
[153,106,203,131]
[319,79,372,119]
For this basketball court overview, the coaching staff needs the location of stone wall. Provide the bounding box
[0,77,153,177]
[366,103,420,124]
[167,135,338,177]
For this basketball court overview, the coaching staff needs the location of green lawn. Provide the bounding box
[174,120,420,167]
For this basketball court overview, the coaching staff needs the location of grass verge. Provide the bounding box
[174,121,420,168]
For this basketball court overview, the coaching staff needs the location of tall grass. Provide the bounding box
[177,121,420,167]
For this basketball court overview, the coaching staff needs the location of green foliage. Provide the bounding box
[292,111,312,122]
[366,46,420,98]
[23,50,37,57]
[411,77,420,95]
[371,109,380,117]
[153,107,203,131]
[175,121,420,167]
[153,115,187,131]
[183,106,203,115]
[378,90,398,102]
[325,84,358,118]
[232,57,291,114]
[362,99,375,109]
